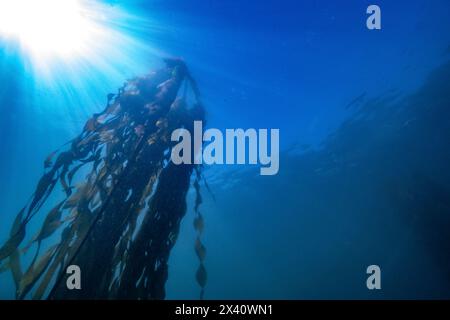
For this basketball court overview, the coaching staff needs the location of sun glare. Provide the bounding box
[0,0,94,57]
[0,0,161,88]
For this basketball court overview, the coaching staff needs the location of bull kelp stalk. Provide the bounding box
[0,59,208,299]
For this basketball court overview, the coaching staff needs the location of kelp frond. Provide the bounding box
[0,59,207,300]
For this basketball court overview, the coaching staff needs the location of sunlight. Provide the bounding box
[0,0,165,134]
[0,0,164,87]
[0,0,94,57]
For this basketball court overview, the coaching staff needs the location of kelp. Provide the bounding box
[0,59,207,299]
[193,171,207,299]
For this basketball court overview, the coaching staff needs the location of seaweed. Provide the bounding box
[193,169,207,299]
[0,59,207,300]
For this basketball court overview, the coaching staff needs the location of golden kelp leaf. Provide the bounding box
[134,125,145,137]
[84,118,98,132]
[168,232,178,245]
[147,133,158,145]
[156,119,168,129]
[60,175,72,197]
[62,208,79,223]
[67,163,84,185]
[10,250,22,290]
[196,264,207,288]
[35,201,64,242]
[145,103,160,115]
[71,207,93,241]
[10,207,25,237]
[0,261,9,274]
[29,172,56,213]
[111,237,129,270]
[33,226,73,300]
[18,245,57,299]
[193,179,202,212]
[105,101,120,115]
[100,130,114,142]
[63,184,87,209]
[97,166,108,181]
[44,151,57,169]
[90,191,102,210]
[0,208,25,261]
[195,238,206,261]
[76,134,96,148]
[108,279,120,297]
[107,93,115,103]
[32,245,66,300]
[194,214,204,234]
[0,225,25,261]
[32,261,58,300]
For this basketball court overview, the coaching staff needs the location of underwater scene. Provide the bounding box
[0,0,450,301]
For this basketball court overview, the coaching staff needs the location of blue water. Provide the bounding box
[1,0,450,299]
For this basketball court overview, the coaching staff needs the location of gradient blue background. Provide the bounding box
[1,0,450,299]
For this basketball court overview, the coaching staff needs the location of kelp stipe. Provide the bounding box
[193,168,207,300]
[0,59,207,300]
